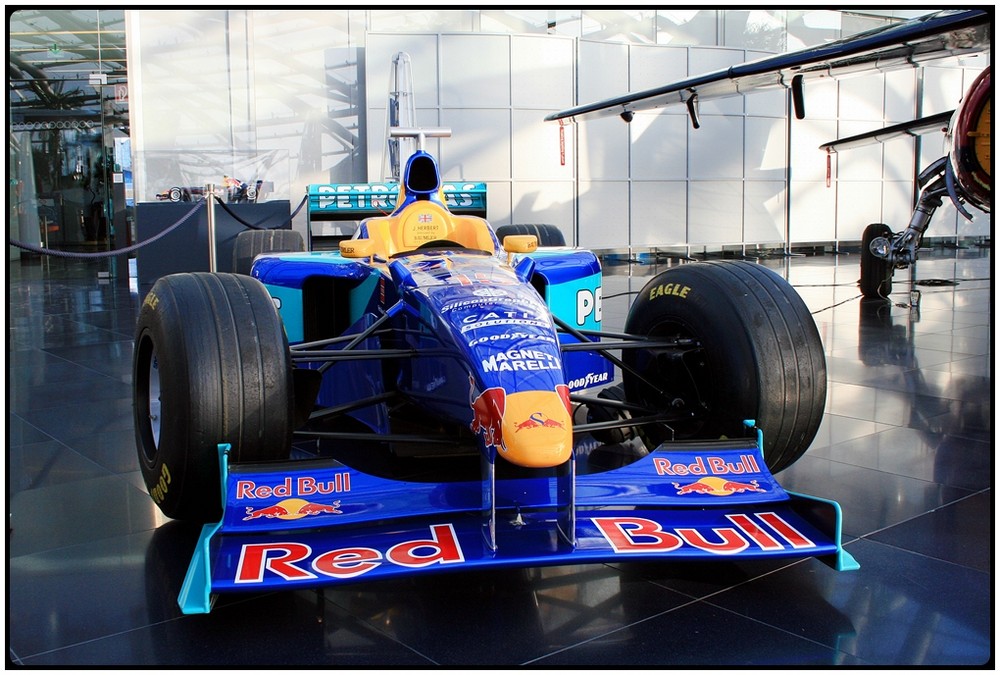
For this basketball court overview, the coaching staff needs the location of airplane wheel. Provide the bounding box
[133,273,293,522]
[495,224,566,247]
[859,223,893,299]
[622,261,826,473]
[232,229,305,275]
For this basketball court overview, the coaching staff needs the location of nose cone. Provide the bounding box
[500,390,573,468]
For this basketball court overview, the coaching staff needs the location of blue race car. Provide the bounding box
[132,128,856,614]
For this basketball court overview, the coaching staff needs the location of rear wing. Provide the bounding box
[307,181,488,221]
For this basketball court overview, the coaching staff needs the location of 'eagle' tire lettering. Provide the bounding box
[648,283,691,301]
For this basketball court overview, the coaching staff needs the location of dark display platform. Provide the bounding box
[135,200,291,285]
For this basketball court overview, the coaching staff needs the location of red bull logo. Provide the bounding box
[514,412,565,431]
[236,473,351,499]
[469,378,574,467]
[556,383,571,413]
[469,377,507,453]
[653,454,761,476]
[671,477,766,497]
[243,499,343,521]
[593,512,816,554]
[234,523,465,584]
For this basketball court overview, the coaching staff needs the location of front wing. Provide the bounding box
[179,435,858,613]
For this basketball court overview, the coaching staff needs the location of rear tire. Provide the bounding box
[859,223,893,299]
[133,272,293,522]
[622,261,826,473]
[232,229,305,275]
[495,223,566,247]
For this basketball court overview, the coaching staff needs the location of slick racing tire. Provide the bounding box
[232,229,305,275]
[133,272,294,522]
[859,223,893,300]
[622,261,826,473]
[495,223,566,247]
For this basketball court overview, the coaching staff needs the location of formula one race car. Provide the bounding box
[154,185,206,202]
[133,128,856,614]
[154,177,267,204]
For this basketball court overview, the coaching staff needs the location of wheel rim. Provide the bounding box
[629,319,711,440]
[135,333,162,465]
[148,349,162,450]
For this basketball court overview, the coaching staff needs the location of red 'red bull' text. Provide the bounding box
[592,512,816,554]
[236,473,351,500]
[653,454,761,476]
[234,523,465,583]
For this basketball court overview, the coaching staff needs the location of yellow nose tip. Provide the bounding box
[499,390,573,468]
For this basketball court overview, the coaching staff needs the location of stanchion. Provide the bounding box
[205,183,218,272]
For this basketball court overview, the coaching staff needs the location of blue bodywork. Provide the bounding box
[251,244,612,442]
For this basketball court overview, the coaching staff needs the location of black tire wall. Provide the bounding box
[133,272,293,522]
[495,223,566,247]
[232,229,305,275]
[623,260,827,473]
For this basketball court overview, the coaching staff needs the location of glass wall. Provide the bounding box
[8,9,129,256]
[108,10,991,254]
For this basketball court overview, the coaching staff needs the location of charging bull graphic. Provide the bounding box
[672,477,767,497]
[469,377,574,468]
[515,412,566,432]
[243,499,343,521]
[469,377,507,453]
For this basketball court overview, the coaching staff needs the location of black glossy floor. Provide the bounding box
[7,245,993,666]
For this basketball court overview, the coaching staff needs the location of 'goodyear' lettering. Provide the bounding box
[566,370,611,390]
[648,283,691,301]
[150,463,171,504]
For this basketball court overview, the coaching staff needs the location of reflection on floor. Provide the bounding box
[7,245,992,666]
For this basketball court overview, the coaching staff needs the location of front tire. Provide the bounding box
[133,272,294,522]
[622,261,826,473]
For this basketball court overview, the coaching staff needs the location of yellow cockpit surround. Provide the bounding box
[357,201,497,258]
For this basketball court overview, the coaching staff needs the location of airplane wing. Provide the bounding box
[545,9,990,126]
[819,110,954,153]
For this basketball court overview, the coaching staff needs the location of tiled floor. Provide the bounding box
[7,244,992,666]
